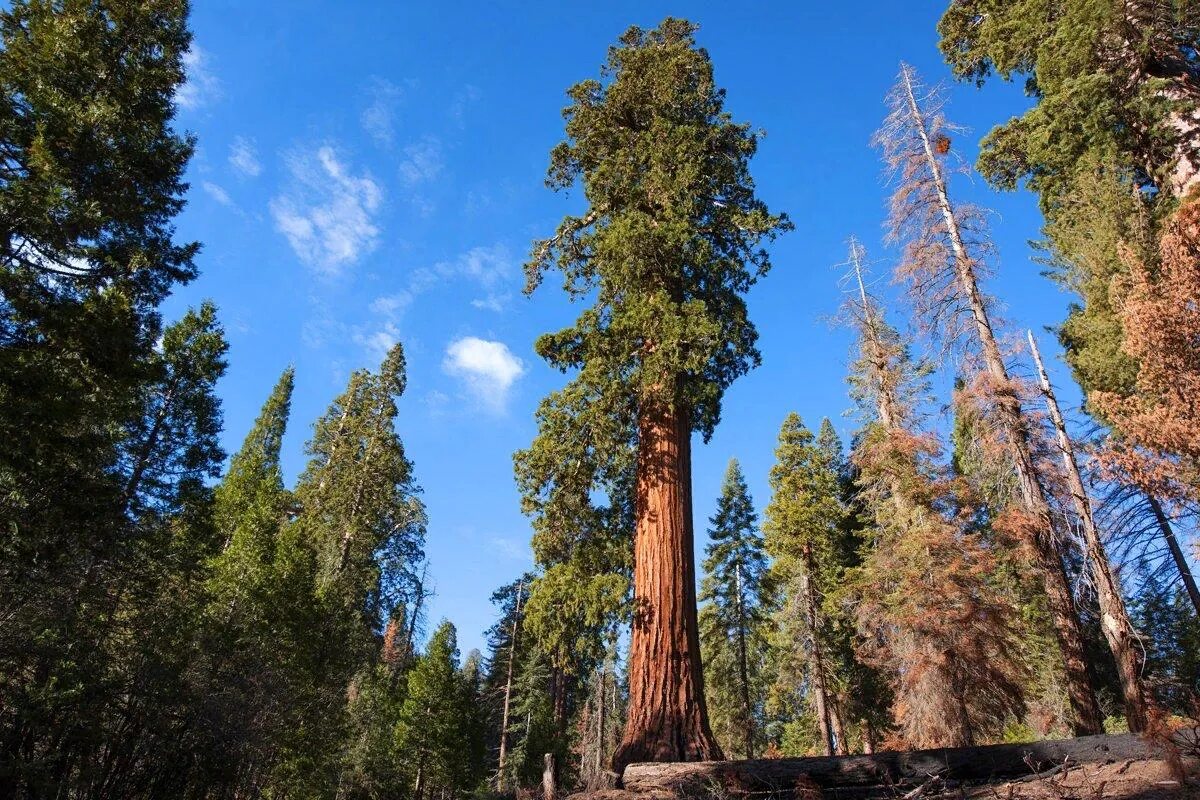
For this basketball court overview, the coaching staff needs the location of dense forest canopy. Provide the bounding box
[0,1,1197,798]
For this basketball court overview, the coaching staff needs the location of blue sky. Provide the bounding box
[166,1,1087,655]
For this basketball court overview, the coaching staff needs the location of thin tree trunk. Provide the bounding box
[613,399,722,771]
[1146,493,1200,617]
[899,67,1103,735]
[405,566,427,664]
[862,719,876,755]
[596,664,606,776]
[1028,332,1149,731]
[734,562,755,758]
[830,699,849,756]
[496,579,524,791]
[803,544,835,757]
[122,384,176,513]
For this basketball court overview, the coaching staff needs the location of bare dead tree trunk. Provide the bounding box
[1028,332,1149,731]
[496,578,525,791]
[1146,493,1200,616]
[898,68,1103,735]
[803,544,835,758]
[542,753,557,800]
[613,399,722,772]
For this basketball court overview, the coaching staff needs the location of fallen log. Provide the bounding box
[622,730,1190,795]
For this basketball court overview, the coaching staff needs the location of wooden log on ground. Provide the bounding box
[623,730,1188,794]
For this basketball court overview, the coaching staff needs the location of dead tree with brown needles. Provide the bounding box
[874,64,1105,734]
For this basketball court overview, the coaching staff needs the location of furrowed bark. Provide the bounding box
[613,399,722,772]
[899,68,1103,735]
[1028,332,1148,732]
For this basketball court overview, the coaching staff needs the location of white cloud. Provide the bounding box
[471,293,510,313]
[353,321,400,359]
[367,244,513,325]
[201,181,233,206]
[450,84,481,124]
[398,136,443,185]
[228,137,262,177]
[176,45,221,110]
[361,77,406,146]
[443,336,524,412]
[270,146,383,276]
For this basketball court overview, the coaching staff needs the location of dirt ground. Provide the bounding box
[960,757,1198,800]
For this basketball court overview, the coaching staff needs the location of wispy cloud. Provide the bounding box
[201,181,233,207]
[353,321,400,360]
[270,146,383,276]
[369,244,513,325]
[488,536,531,563]
[398,136,443,186]
[443,336,525,412]
[176,45,221,110]
[228,137,262,177]
[361,77,407,146]
[450,84,481,124]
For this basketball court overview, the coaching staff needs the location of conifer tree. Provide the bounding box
[122,301,228,527]
[844,242,1028,748]
[938,1,1200,202]
[763,414,844,756]
[397,621,486,799]
[485,574,532,791]
[937,2,1198,406]
[1094,201,1200,508]
[0,5,198,787]
[876,66,1104,734]
[698,459,774,759]
[278,343,427,794]
[515,17,788,769]
[201,368,296,788]
[294,343,426,640]
[210,367,295,582]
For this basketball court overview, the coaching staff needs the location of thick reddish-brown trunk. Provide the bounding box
[613,400,722,773]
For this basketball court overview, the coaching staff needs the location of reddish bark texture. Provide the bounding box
[613,400,722,772]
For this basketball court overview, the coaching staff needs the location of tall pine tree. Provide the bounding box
[698,459,774,759]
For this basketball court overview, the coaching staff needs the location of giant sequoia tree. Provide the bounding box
[516,18,788,769]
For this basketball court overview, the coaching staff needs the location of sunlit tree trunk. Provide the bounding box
[897,68,1103,735]
[1028,333,1148,732]
[496,579,523,791]
[802,545,835,757]
[614,399,722,771]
